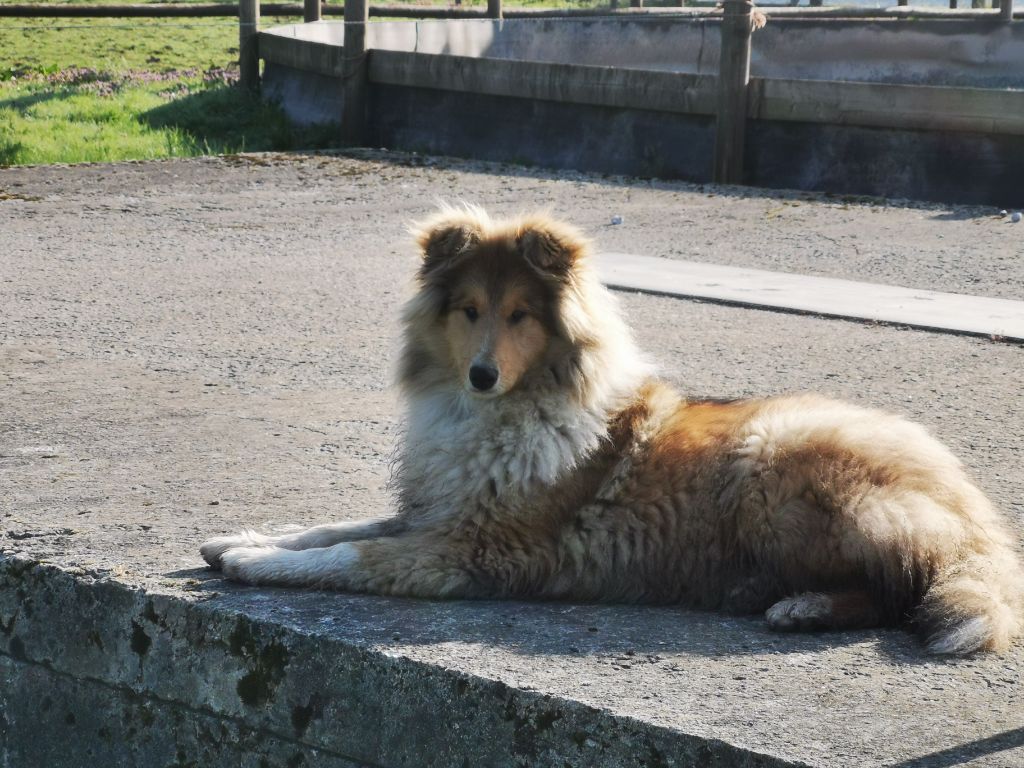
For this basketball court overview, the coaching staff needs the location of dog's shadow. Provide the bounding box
[165,566,928,662]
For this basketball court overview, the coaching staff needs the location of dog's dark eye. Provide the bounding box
[508,310,527,325]
[463,307,479,322]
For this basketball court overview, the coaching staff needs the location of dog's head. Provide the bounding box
[401,206,593,399]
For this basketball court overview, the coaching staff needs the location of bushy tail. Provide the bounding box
[918,550,1024,655]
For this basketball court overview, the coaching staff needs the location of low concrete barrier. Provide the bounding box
[0,557,799,767]
[258,17,1024,205]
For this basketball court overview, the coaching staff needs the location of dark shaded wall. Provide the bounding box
[367,84,716,182]
[262,62,1024,207]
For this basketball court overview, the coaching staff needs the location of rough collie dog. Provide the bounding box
[202,206,1024,655]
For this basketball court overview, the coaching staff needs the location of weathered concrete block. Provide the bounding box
[0,656,365,768]
[0,559,793,767]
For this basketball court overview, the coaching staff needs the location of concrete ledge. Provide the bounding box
[0,557,796,768]
[364,51,1024,136]
[368,51,717,116]
[751,77,1024,136]
[5,550,1024,767]
[261,34,346,78]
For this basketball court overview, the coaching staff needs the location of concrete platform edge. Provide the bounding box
[0,555,806,768]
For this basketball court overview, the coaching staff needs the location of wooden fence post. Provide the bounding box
[303,0,320,22]
[487,0,502,19]
[341,0,369,145]
[239,0,259,92]
[713,0,753,185]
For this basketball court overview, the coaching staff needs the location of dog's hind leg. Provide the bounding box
[766,590,884,632]
[201,517,403,569]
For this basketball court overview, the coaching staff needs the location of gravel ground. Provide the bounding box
[2,150,1022,300]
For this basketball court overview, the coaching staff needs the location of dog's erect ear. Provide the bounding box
[516,217,589,277]
[413,207,487,274]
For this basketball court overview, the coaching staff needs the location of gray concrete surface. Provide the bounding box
[1,152,1023,767]
[275,18,1024,88]
[595,253,1024,341]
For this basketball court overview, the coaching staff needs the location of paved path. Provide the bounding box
[596,253,1024,341]
[1,152,1022,767]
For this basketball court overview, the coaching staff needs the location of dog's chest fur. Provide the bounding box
[396,388,611,521]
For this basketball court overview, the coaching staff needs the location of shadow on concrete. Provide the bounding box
[888,726,1024,768]
[164,565,925,662]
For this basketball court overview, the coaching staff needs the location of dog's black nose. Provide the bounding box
[469,364,499,392]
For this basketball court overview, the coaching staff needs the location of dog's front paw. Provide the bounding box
[219,542,359,588]
[765,593,833,632]
[200,530,275,569]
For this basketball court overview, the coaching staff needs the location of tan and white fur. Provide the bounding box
[202,206,1024,655]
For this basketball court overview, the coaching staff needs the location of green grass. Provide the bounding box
[0,82,192,164]
[0,73,339,164]
[0,12,340,165]
[0,16,253,78]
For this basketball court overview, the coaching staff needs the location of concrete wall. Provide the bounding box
[363,82,1024,206]
[259,18,1024,206]
[269,17,1024,86]
[263,63,342,127]
[1,558,781,768]
[753,20,1024,87]
[747,121,1024,204]
[368,83,716,181]
[0,657,365,768]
